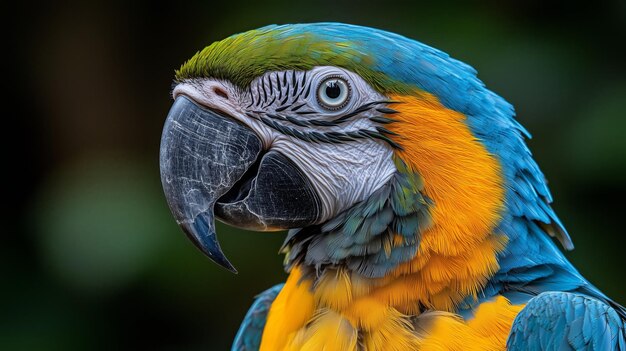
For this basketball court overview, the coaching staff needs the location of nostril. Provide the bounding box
[213,87,229,100]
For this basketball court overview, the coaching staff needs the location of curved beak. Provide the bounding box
[160,95,322,273]
[159,96,262,272]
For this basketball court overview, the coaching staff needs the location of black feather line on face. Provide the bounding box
[294,72,308,100]
[276,73,282,100]
[275,104,289,112]
[295,110,316,115]
[255,85,263,107]
[369,116,397,124]
[291,103,306,112]
[262,96,277,109]
[261,76,268,104]
[376,107,399,114]
[247,103,402,149]
[303,81,312,99]
[285,115,308,127]
[301,71,307,89]
[246,86,255,108]
[292,81,299,98]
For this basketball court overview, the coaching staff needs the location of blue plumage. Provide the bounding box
[232,284,284,351]
[508,292,626,350]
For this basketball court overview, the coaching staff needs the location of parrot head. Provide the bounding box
[160,23,571,275]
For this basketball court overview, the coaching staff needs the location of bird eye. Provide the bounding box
[316,76,351,110]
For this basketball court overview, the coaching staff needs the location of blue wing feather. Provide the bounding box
[507,292,626,351]
[231,284,283,351]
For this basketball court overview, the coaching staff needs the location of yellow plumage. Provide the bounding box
[287,309,358,351]
[417,297,524,350]
[260,267,315,351]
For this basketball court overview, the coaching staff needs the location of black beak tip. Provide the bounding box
[180,213,238,274]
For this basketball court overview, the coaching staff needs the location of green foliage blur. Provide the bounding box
[5,0,625,349]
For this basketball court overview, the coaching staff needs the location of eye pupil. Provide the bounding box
[325,81,341,99]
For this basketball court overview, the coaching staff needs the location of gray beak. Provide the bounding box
[159,96,262,272]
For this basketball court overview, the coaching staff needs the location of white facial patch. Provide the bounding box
[272,131,395,222]
[173,66,398,223]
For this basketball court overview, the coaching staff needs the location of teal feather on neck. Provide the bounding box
[282,156,432,279]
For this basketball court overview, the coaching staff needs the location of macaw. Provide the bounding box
[159,23,625,350]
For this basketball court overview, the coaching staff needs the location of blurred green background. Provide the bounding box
[5,0,625,349]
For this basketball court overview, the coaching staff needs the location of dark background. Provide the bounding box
[5,1,625,349]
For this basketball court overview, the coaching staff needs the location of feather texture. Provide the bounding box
[507,292,626,351]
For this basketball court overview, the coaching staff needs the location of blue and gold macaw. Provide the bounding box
[159,23,625,350]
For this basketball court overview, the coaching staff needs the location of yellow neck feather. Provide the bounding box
[384,92,507,310]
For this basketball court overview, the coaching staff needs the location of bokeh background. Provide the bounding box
[5,1,625,349]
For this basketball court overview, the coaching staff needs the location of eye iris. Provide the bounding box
[325,81,341,99]
[317,76,351,110]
